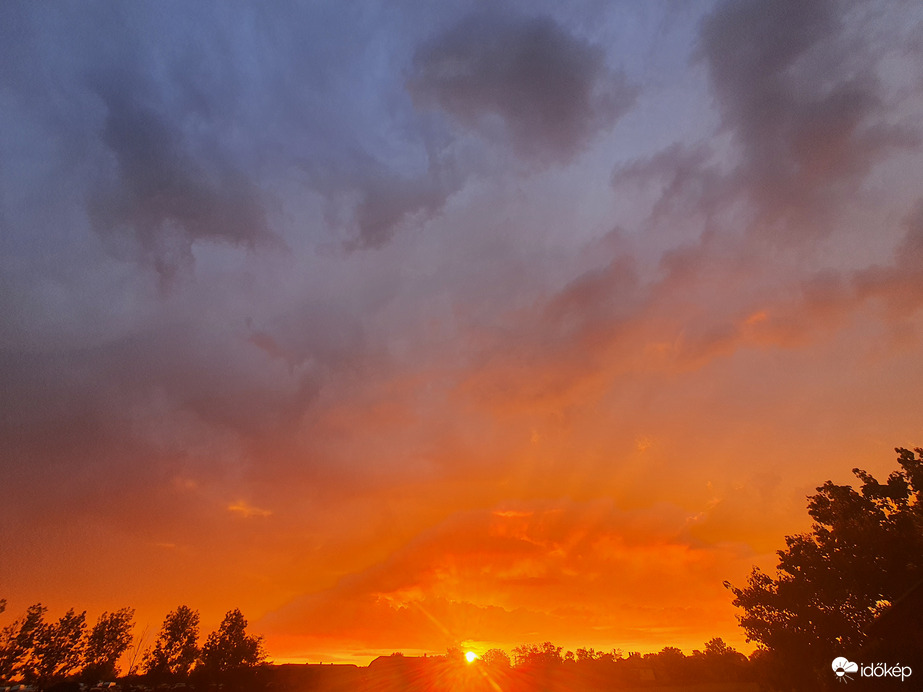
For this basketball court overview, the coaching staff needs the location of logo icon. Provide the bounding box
[832,657,859,683]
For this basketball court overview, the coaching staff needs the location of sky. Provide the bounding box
[2,0,923,666]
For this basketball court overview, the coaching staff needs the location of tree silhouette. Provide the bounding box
[0,603,47,683]
[199,609,265,674]
[82,608,135,681]
[727,447,923,688]
[480,648,511,669]
[143,606,200,679]
[443,646,464,665]
[511,642,563,667]
[646,646,687,682]
[692,638,748,682]
[30,608,87,687]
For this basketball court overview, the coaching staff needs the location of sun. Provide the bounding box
[465,651,478,663]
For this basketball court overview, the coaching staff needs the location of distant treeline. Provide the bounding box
[367,642,760,691]
[239,645,761,692]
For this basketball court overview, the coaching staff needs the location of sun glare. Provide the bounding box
[465,651,478,663]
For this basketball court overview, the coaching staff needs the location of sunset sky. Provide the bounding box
[2,0,923,665]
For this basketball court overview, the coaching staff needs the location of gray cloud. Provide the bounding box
[299,147,462,249]
[0,2,469,269]
[856,199,923,316]
[409,11,638,164]
[0,2,458,520]
[351,168,455,249]
[698,0,917,235]
[88,76,271,281]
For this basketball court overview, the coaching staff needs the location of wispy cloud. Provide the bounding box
[227,501,273,519]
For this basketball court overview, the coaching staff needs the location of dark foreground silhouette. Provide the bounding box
[184,655,762,692]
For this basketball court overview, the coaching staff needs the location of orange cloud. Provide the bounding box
[260,498,760,662]
[227,500,273,518]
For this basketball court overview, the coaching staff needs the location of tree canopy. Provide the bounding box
[511,642,563,667]
[728,447,923,688]
[200,608,265,674]
[480,648,511,668]
[83,609,135,681]
[0,604,47,684]
[0,604,139,688]
[30,608,87,686]
[143,605,200,679]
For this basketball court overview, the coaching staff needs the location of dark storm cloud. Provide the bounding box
[0,2,466,264]
[0,2,277,284]
[699,0,917,234]
[0,1,456,517]
[0,0,452,516]
[88,76,271,281]
[409,10,638,164]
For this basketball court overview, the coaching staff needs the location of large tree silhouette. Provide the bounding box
[199,609,265,674]
[727,447,923,688]
[143,606,200,679]
[30,609,87,687]
[0,604,47,684]
[82,608,135,681]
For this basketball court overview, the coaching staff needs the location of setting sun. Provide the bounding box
[465,651,478,664]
